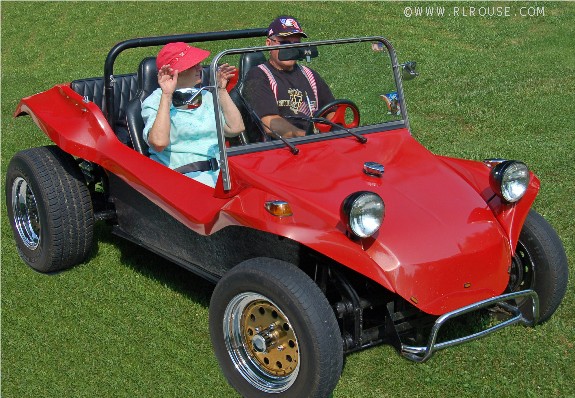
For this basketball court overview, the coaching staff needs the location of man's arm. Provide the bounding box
[263,115,305,138]
[244,68,304,138]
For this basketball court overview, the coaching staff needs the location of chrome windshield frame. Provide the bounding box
[210,36,411,191]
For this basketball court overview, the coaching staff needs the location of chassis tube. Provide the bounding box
[400,289,539,362]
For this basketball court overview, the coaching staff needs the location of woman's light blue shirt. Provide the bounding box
[142,88,220,188]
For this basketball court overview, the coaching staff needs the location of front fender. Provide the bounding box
[215,186,397,293]
[438,156,540,253]
[222,134,540,316]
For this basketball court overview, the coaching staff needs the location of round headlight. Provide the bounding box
[341,192,385,238]
[489,161,530,203]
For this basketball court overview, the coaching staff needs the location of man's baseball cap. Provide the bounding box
[156,42,210,72]
[268,16,308,38]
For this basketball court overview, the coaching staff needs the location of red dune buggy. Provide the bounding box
[6,29,568,397]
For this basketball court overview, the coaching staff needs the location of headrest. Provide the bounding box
[239,52,266,80]
[138,57,159,99]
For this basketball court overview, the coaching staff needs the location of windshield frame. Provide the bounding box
[210,36,411,191]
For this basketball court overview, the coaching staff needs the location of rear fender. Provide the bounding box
[14,85,234,233]
[438,156,540,252]
[14,84,120,161]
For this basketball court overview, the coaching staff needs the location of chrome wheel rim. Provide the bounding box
[223,292,300,393]
[11,177,41,250]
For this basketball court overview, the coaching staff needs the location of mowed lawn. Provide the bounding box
[2,2,574,397]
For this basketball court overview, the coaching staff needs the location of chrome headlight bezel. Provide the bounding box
[341,191,385,238]
[489,160,530,203]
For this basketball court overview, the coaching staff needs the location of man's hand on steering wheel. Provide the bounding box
[307,99,360,135]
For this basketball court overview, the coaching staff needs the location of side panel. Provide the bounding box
[108,174,302,279]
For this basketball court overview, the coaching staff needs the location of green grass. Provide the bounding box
[2,2,574,397]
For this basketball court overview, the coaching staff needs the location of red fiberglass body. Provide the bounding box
[15,81,539,316]
[9,28,569,398]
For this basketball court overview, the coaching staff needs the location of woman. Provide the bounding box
[142,42,244,188]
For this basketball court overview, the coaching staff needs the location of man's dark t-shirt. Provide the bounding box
[244,61,335,131]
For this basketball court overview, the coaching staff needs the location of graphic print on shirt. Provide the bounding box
[248,62,335,129]
[288,88,304,114]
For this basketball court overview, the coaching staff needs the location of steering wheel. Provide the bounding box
[308,99,360,134]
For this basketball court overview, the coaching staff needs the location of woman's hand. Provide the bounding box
[216,63,244,136]
[217,63,237,89]
[158,64,178,95]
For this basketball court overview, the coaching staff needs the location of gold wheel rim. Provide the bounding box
[223,292,300,393]
[241,300,299,377]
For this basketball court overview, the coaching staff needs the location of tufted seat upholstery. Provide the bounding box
[71,73,138,145]
[229,51,268,143]
[70,53,268,150]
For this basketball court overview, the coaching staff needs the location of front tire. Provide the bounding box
[5,146,94,272]
[507,210,568,323]
[209,258,343,397]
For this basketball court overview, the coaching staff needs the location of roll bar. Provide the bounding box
[103,28,268,127]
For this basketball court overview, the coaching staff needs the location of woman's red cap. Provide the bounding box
[156,42,210,72]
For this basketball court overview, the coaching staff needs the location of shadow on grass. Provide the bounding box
[434,310,496,345]
[93,222,214,308]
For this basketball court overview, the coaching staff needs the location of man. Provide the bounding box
[244,16,335,138]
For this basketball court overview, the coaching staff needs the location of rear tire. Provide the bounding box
[209,258,343,397]
[5,146,94,272]
[507,210,568,323]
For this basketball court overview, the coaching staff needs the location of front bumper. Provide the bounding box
[400,290,539,362]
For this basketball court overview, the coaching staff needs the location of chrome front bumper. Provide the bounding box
[400,290,539,362]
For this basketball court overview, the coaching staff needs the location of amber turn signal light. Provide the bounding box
[265,200,293,217]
